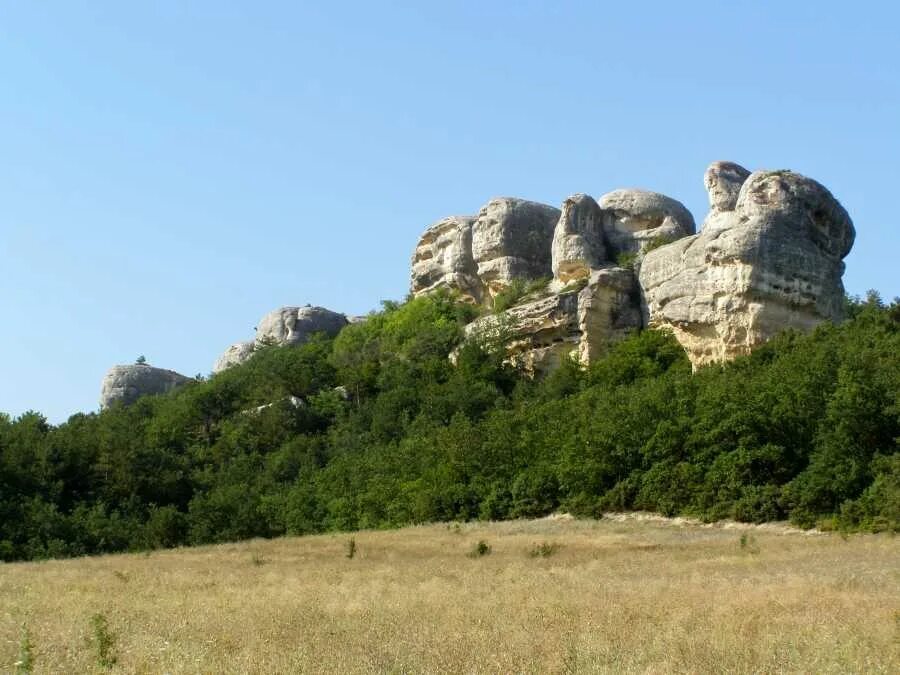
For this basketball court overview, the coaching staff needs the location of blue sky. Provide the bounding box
[1,1,898,422]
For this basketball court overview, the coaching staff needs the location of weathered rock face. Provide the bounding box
[411,190,693,373]
[100,364,192,408]
[704,160,751,212]
[256,305,348,347]
[464,266,642,374]
[213,341,256,374]
[551,194,605,282]
[640,163,855,369]
[409,162,852,375]
[471,198,560,296]
[410,216,482,302]
[598,189,696,258]
[213,305,349,374]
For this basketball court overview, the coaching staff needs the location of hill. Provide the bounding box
[1,292,897,563]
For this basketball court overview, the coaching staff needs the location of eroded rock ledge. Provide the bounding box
[411,161,853,372]
[639,164,854,368]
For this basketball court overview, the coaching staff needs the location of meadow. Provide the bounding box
[2,515,897,673]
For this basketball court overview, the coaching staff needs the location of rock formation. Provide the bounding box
[414,190,688,372]
[212,305,349,374]
[551,194,605,282]
[597,189,696,258]
[213,341,256,374]
[410,216,481,303]
[639,162,855,368]
[463,266,642,372]
[100,364,192,409]
[411,160,853,373]
[471,198,560,297]
[255,305,348,347]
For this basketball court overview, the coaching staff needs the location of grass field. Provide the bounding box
[1,515,898,673]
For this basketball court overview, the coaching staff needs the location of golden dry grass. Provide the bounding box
[1,516,898,673]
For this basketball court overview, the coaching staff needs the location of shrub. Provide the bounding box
[468,540,491,557]
[529,541,560,557]
[89,613,116,669]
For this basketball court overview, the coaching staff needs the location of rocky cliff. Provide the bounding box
[100,364,193,409]
[639,162,854,368]
[411,161,853,371]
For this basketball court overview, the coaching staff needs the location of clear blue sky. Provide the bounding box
[1,1,898,423]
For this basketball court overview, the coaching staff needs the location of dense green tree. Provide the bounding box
[0,293,896,561]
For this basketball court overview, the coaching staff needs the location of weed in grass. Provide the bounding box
[89,613,116,669]
[739,532,760,554]
[251,552,266,566]
[14,624,34,674]
[112,570,129,582]
[346,537,357,559]
[468,540,491,558]
[529,541,560,558]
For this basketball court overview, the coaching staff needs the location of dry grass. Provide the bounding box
[1,516,898,673]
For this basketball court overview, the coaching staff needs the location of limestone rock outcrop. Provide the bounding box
[471,198,560,296]
[411,189,693,373]
[410,216,481,302]
[255,305,348,347]
[100,364,192,408]
[213,341,256,374]
[639,162,855,368]
[597,189,696,258]
[704,161,751,212]
[551,194,606,282]
[464,266,642,373]
[212,305,349,374]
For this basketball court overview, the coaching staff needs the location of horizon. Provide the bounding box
[2,2,898,423]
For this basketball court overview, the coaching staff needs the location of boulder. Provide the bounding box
[213,340,256,374]
[100,364,192,408]
[598,189,696,258]
[256,305,348,347]
[704,160,751,212]
[551,194,606,282]
[471,198,560,297]
[639,163,855,369]
[410,215,482,302]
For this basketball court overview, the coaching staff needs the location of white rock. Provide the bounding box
[213,340,256,374]
[471,197,560,297]
[598,189,696,257]
[100,364,192,408]
[552,194,606,283]
[410,215,482,302]
[639,163,855,369]
[255,305,348,347]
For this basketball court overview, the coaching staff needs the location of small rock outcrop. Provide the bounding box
[597,189,696,258]
[410,215,481,302]
[100,364,192,409]
[213,341,256,373]
[213,305,349,374]
[551,194,605,282]
[464,267,643,373]
[639,162,855,368]
[256,305,348,347]
[471,198,560,297]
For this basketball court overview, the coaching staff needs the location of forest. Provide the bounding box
[1,291,897,561]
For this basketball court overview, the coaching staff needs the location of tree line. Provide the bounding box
[1,291,897,561]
